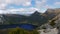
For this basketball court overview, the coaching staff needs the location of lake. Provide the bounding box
[0,24,38,30]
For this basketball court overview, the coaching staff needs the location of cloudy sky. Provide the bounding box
[0,0,60,14]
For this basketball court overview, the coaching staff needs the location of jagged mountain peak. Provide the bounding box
[43,8,60,20]
[33,11,41,14]
[0,8,60,26]
[31,11,41,16]
[45,8,60,14]
[34,11,40,14]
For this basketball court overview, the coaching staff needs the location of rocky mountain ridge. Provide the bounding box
[0,8,60,27]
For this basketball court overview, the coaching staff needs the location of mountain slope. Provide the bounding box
[0,14,27,25]
[27,11,48,26]
[0,8,60,26]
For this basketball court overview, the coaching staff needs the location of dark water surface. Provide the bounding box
[0,24,38,30]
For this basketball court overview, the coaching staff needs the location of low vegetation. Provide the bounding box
[50,20,56,26]
[0,27,39,34]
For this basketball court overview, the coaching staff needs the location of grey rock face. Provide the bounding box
[0,14,4,24]
[54,14,60,34]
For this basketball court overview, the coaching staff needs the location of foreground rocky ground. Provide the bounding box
[38,28,58,34]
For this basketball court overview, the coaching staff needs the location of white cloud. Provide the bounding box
[0,4,7,9]
[44,5,53,9]
[0,10,3,14]
[35,0,47,8]
[0,0,47,14]
[0,7,40,14]
[42,0,47,2]
[54,2,60,5]
[11,0,32,6]
[0,0,32,9]
[1,0,32,5]
[8,8,25,12]
[29,7,40,12]
[22,2,31,6]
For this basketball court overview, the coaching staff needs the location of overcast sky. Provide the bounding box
[0,0,60,14]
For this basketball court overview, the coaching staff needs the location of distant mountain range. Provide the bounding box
[0,8,60,26]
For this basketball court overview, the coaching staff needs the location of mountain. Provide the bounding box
[44,8,60,20]
[0,8,60,26]
[50,14,60,26]
[0,11,48,26]
[41,8,60,29]
[27,11,48,26]
[0,14,27,25]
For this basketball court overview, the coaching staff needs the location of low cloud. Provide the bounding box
[0,7,40,14]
